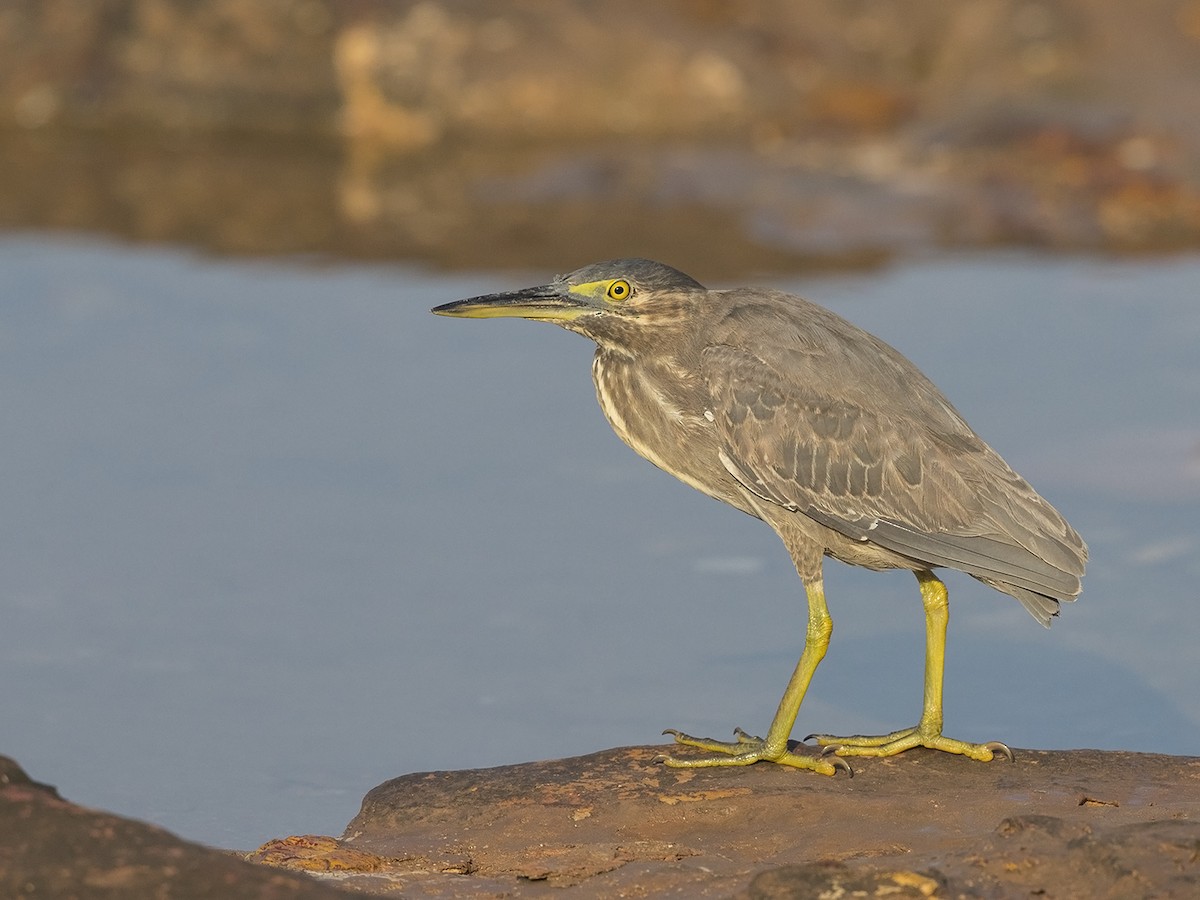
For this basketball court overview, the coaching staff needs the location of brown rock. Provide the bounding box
[6,747,1199,896]
[0,756,345,900]
[244,743,1200,897]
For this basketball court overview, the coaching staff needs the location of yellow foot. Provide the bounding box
[805,726,1013,762]
[657,727,851,775]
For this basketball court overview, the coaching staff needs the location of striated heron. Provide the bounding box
[432,259,1087,775]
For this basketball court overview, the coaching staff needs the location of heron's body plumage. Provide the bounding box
[585,283,1085,626]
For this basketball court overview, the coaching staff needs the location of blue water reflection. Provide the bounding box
[2,235,1197,849]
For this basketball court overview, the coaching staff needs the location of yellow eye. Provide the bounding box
[607,279,631,301]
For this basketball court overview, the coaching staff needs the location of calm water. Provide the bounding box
[2,235,1197,849]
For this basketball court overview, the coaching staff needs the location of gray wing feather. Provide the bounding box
[701,303,1086,622]
[802,510,1080,597]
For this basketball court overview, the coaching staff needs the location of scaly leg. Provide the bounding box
[807,570,1012,762]
[659,578,849,775]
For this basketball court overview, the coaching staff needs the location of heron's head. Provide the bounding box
[431,259,706,341]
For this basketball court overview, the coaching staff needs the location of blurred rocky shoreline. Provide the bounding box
[3,0,1200,273]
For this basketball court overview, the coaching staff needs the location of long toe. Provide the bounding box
[811,726,1013,762]
[806,727,917,749]
[659,727,848,775]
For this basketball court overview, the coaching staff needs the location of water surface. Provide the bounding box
[2,235,1197,848]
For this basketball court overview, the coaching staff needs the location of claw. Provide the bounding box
[986,741,1014,762]
[662,728,682,738]
[732,727,762,743]
[814,743,854,775]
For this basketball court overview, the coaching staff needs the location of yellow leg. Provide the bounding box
[807,570,1012,762]
[659,578,849,775]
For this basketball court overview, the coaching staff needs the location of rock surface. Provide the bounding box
[0,756,345,899]
[248,743,1200,897]
[6,745,1199,896]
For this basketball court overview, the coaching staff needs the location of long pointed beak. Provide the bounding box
[431,285,594,322]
